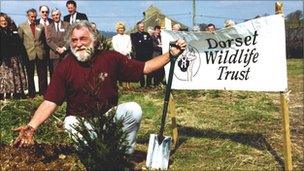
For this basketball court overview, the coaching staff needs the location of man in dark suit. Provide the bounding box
[130,21,153,88]
[151,25,164,87]
[36,5,53,83]
[63,0,88,25]
[18,8,48,98]
[46,8,70,77]
[36,5,53,27]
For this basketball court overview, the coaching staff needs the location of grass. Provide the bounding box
[0,98,69,145]
[0,59,303,170]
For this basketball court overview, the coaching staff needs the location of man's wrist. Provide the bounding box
[169,49,173,57]
[27,123,37,130]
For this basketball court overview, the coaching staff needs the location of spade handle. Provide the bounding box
[158,42,179,141]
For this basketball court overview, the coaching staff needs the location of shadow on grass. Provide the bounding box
[129,150,146,165]
[172,126,284,170]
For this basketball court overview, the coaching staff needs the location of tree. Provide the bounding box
[286,10,303,22]
[286,10,304,58]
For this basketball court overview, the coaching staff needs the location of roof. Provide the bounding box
[127,5,189,33]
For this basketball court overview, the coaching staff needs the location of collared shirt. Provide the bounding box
[44,50,145,117]
[28,20,36,37]
[54,22,61,32]
[39,18,50,26]
[69,12,77,24]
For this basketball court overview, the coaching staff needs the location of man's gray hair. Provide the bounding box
[51,8,61,16]
[65,20,101,49]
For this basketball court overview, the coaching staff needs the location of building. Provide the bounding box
[128,5,189,33]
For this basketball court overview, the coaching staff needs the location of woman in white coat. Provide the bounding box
[112,21,132,90]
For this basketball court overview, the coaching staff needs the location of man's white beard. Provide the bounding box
[71,43,95,62]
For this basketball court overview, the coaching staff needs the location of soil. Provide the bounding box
[0,143,84,170]
[0,142,147,170]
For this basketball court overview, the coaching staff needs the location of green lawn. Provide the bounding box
[1,59,303,170]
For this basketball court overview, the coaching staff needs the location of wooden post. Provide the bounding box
[280,92,293,171]
[276,1,293,170]
[169,93,179,149]
[275,1,284,14]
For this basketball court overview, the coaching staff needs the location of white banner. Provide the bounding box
[162,14,288,92]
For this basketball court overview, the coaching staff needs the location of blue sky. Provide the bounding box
[0,0,302,32]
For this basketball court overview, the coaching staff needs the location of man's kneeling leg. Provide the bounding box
[115,102,142,154]
[63,102,142,154]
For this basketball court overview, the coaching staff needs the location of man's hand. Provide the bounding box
[143,39,187,74]
[56,47,66,55]
[169,39,187,57]
[12,125,35,147]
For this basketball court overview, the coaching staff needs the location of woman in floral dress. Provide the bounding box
[0,12,27,100]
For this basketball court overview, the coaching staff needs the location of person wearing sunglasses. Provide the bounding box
[36,5,54,82]
[36,5,53,27]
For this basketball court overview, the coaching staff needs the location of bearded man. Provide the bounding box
[13,21,186,154]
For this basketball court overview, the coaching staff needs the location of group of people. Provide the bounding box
[131,22,165,88]
[3,0,186,157]
[1,2,187,102]
[112,21,171,89]
[112,22,185,89]
[0,0,88,100]
[2,0,239,158]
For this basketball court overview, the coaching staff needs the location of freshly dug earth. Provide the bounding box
[0,143,85,170]
[0,143,146,170]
